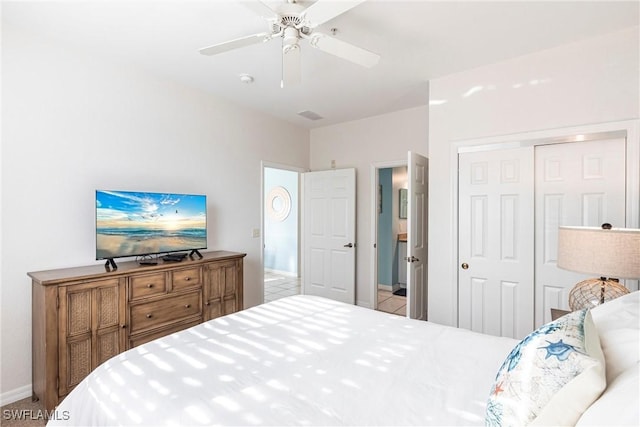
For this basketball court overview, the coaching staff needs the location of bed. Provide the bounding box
[49,292,639,426]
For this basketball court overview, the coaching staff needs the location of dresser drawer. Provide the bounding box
[130,272,166,300]
[172,267,201,291]
[130,291,201,334]
[129,319,201,348]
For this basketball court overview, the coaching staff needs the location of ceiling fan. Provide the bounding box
[198,0,380,87]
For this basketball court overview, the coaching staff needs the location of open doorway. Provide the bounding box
[262,164,303,303]
[373,163,408,316]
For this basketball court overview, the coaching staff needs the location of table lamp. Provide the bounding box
[557,224,640,311]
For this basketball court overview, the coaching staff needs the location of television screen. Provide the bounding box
[96,190,207,260]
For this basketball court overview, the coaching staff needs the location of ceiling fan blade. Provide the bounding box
[308,33,380,68]
[238,0,277,19]
[281,43,301,88]
[303,0,368,28]
[199,32,270,56]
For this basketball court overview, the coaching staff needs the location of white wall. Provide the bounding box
[428,27,640,326]
[309,105,428,307]
[0,25,309,402]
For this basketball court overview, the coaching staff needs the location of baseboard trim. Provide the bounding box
[0,384,32,407]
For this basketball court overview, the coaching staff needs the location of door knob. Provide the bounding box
[461,262,469,270]
[343,243,354,248]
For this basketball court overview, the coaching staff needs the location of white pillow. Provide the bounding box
[576,362,640,426]
[486,309,606,426]
[589,290,640,384]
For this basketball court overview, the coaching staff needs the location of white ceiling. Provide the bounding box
[3,0,639,128]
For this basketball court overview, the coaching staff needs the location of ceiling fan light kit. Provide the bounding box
[199,0,380,87]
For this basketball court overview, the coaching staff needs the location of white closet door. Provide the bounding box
[534,138,626,326]
[458,147,534,339]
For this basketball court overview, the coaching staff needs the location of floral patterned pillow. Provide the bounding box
[486,309,605,426]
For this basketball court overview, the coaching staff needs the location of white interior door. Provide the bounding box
[302,168,356,304]
[534,138,626,326]
[407,152,428,320]
[458,147,534,339]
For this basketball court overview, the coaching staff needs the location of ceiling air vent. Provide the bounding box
[297,110,324,121]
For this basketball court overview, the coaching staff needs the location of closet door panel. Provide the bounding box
[458,147,535,339]
[534,138,626,326]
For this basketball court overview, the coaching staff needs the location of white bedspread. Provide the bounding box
[50,295,517,426]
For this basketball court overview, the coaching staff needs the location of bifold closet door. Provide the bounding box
[534,138,626,327]
[458,147,535,339]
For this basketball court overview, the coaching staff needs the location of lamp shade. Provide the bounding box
[557,226,640,279]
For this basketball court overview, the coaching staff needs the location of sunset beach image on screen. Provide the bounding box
[96,190,207,259]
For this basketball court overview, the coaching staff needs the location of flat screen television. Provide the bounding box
[96,190,207,266]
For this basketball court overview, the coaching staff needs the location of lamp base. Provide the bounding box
[568,278,630,311]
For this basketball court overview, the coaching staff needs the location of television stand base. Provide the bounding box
[104,258,118,271]
[189,249,203,259]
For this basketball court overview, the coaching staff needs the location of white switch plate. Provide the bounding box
[252,228,260,238]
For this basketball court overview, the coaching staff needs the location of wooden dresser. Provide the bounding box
[28,250,245,410]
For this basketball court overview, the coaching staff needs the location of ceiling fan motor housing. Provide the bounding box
[273,15,311,36]
[280,14,301,27]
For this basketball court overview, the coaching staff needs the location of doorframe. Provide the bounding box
[260,161,307,302]
[449,119,640,326]
[370,159,408,312]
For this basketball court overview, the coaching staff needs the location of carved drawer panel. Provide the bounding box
[130,291,201,334]
[172,267,201,292]
[66,339,91,388]
[130,272,166,300]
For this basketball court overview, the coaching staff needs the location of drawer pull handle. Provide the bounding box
[184,304,191,309]
[146,313,153,319]
[185,277,191,281]
[147,284,154,288]
[121,324,127,329]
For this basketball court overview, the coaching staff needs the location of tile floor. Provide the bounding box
[377,288,407,316]
[264,272,406,317]
[264,270,301,302]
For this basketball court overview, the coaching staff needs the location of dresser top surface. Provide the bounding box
[28,251,246,285]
